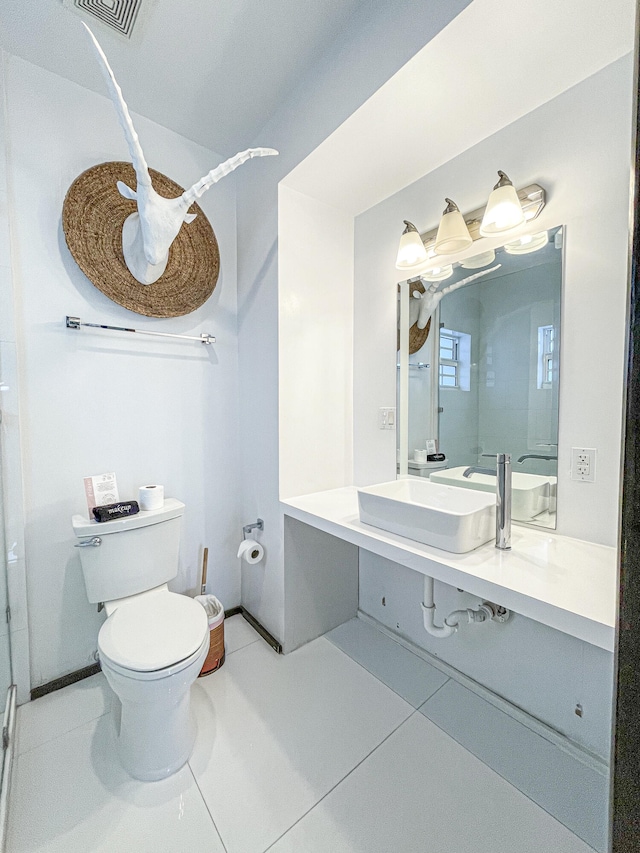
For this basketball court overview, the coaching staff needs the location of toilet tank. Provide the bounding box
[72,499,185,603]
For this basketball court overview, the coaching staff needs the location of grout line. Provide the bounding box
[417,695,604,850]
[262,711,418,852]
[187,763,229,853]
[323,638,413,709]
[441,727,600,848]
[16,705,113,759]
[225,635,259,657]
[328,621,604,849]
[418,676,451,708]
[325,626,448,710]
[357,610,609,774]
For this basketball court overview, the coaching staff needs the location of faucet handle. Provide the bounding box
[481,453,497,458]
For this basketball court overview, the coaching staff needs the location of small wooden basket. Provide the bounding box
[199,610,225,676]
[196,548,225,676]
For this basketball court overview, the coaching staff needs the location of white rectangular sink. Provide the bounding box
[429,466,554,522]
[357,479,495,553]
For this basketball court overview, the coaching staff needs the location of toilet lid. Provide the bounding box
[98,592,208,672]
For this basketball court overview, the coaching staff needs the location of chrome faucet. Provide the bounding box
[495,453,512,550]
[462,466,495,478]
[517,453,557,463]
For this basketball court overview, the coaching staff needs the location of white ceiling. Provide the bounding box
[285,0,636,217]
[0,0,367,154]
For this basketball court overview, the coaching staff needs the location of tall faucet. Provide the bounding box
[517,453,557,463]
[496,453,512,551]
[462,466,495,478]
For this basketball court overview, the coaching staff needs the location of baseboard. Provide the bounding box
[239,608,282,654]
[31,663,101,701]
[30,606,281,701]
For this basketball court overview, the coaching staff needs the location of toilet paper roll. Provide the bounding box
[237,539,264,564]
[138,484,164,511]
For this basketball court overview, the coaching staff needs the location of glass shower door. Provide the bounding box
[0,440,15,852]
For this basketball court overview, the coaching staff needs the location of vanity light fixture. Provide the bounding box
[460,249,496,269]
[395,179,545,275]
[479,171,525,236]
[421,264,453,282]
[504,230,549,255]
[434,199,473,255]
[396,220,429,270]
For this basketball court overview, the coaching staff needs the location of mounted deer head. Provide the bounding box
[83,23,278,285]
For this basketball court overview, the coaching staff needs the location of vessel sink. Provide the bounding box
[429,466,553,522]
[357,479,495,553]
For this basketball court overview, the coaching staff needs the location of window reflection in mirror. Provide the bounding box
[397,226,562,530]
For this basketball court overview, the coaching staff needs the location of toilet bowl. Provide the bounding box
[98,586,209,781]
[72,499,210,781]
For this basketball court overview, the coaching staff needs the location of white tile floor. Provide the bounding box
[7,615,599,852]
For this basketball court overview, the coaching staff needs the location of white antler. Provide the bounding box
[82,22,151,189]
[181,148,278,207]
[83,22,278,285]
[416,265,501,328]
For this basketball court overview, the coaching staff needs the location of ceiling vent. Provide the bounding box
[63,0,143,39]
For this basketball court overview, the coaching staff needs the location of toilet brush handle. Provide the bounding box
[201,547,209,596]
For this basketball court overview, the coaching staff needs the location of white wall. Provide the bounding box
[236,0,471,640]
[4,56,243,688]
[278,186,354,500]
[354,55,633,546]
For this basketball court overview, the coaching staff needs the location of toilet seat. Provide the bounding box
[100,632,210,681]
[98,590,208,674]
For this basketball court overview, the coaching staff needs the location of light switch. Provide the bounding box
[378,407,396,430]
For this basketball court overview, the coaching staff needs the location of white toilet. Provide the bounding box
[72,499,209,782]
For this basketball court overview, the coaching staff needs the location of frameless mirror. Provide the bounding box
[397,226,562,530]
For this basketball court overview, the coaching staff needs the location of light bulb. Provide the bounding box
[480,171,525,236]
[460,250,496,269]
[396,220,428,270]
[422,265,453,282]
[434,199,473,255]
[504,230,549,255]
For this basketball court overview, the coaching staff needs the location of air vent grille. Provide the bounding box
[64,0,142,38]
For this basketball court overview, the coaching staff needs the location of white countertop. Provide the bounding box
[281,487,617,651]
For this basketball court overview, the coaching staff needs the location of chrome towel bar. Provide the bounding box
[65,316,215,345]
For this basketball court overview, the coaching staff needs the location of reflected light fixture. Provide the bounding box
[396,220,428,270]
[434,198,473,255]
[504,230,549,255]
[460,249,496,269]
[479,171,525,236]
[421,264,453,282]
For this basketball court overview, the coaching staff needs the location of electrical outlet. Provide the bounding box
[378,407,396,430]
[571,447,596,482]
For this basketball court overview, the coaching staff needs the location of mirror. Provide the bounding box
[398,226,562,530]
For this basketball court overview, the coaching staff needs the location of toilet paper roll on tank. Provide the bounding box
[237,539,264,564]
[138,484,164,511]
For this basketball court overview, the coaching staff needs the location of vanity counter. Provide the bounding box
[281,487,617,651]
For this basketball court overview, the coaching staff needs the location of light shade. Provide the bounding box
[479,171,525,236]
[396,220,428,270]
[504,230,549,255]
[434,199,473,255]
[422,264,453,282]
[460,250,496,269]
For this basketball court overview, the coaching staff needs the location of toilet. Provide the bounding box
[72,499,209,782]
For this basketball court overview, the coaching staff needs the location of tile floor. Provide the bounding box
[7,615,603,852]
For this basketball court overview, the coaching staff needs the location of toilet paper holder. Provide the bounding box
[242,518,264,540]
